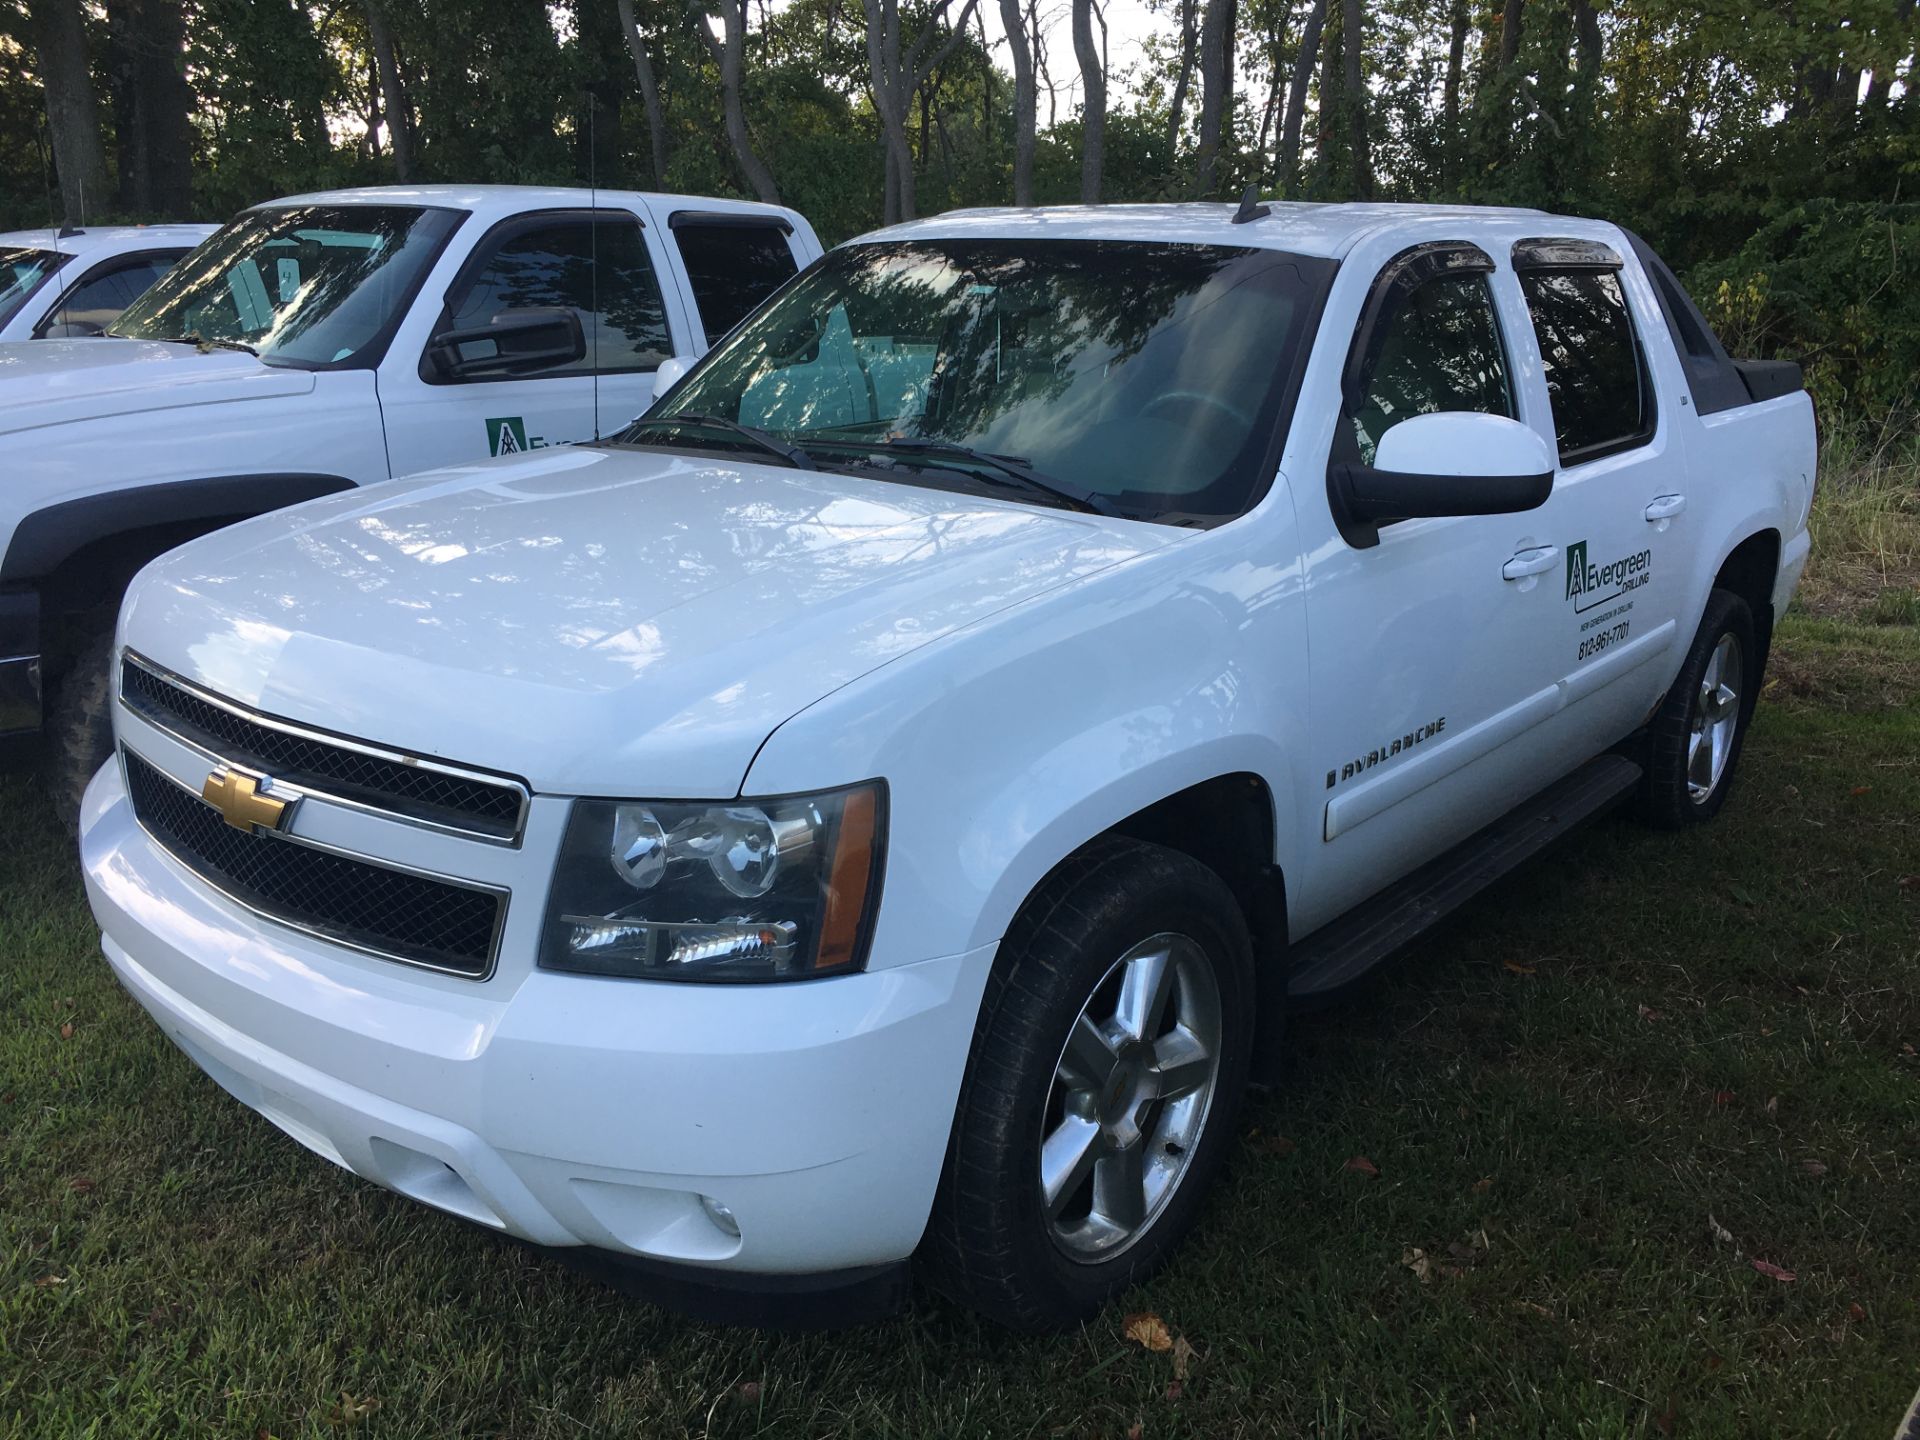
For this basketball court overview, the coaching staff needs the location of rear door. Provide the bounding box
[660,211,806,350]
[1498,238,1690,750]
[377,208,684,475]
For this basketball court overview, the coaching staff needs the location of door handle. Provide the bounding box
[1644,494,1687,521]
[1502,545,1560,581]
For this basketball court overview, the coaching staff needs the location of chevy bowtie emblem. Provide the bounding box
[201,769,294,834]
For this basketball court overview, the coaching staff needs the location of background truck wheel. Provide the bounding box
[1637,588,1757,830]
[922,838,1255,1331]
[48,630,117,834]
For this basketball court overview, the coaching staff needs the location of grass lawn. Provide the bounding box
[3,466,1917,1437]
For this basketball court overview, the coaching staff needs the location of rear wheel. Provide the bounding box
[1637,588,1756,829]
[922,839,1255,1330]
[48,629,116,834]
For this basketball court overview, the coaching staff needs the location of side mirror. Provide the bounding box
[649,354,691,406]
[1334,412,1555,524]
[429,307,585,380]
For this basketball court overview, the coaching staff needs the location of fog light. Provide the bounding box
[700,1194,741,1238]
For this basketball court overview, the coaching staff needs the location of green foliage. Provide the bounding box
[1691,200,1920,431]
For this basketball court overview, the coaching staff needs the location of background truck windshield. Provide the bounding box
[647,239,1334,522]
[112,205,461,368]
[0,246,66,328]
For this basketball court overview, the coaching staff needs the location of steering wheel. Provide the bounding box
[1142,389,1253,430]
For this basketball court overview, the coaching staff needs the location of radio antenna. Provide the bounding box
[589,105,601,442]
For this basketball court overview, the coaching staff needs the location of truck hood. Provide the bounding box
[121,445,1179,798]
[0,338,314,437]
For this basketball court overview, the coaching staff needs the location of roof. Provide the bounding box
[260,184,803,227]
[856,200,1583,260]
[0,223,218,257]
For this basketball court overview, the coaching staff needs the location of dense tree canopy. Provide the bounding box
[1,0,1915,423]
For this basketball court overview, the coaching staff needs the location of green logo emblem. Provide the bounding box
[487,416,529,457]
[1565,539,1589,601]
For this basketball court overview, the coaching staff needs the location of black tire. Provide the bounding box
[922,838,1256,1331]
[47,629,117,834]
[1637,588,1757,830]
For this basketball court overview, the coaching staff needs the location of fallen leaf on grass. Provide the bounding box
[1126,1423,1144,1440]
[1163,1382,1183,1401]
[32,1274,65,1288]
[1849,785,1872,797]
[738,1382,763,1403]
[1344,1155,1379,1178]
[1751,1259,1797,1282]
[1170,1335,1197,1381]
[1249,1130,1295,1157]
[1652,1398,1679,1436]
[1848,1302,1867,1322]
[1,1092,14,1105]
[1502,959,1536,976]
[58,1023,73,1040]
[325,1393,379,1426]
[1765,1095,1779,1117]
[1402,1247,1433,1283]
[1896,875,1918,890]
[1638,1004,1665,1022]
[1801,1159,1828,1177]
[1470,1176,1494,1195]
[1707,1214,1736,1247]
[1122,1312,1173,1354]
[67,1177,93,1194]
[1729,883,1757,906]
[1514,1300,1555,1319]
[1712,1089,1735,1107]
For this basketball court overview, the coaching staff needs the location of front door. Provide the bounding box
[377,208,679,477]
[1291,240,1584,933]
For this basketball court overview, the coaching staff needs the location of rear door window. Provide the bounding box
[669,219,799,346]
[1517,267,1655,464]
[44,253,185,335]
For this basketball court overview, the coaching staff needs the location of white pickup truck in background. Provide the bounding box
[0,223,218,341]
[0,185,822,818]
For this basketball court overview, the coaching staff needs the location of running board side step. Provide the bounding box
[1285,753,1643,1004]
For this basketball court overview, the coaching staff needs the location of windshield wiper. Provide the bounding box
[815,437,1117,516]
[178,331,258,356]
[622,412,816,470]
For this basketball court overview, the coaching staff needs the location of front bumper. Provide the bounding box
[81,762,996,1294]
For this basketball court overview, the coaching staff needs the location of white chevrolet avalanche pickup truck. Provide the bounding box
[0,185,821,821]
[80,201,1815,1330]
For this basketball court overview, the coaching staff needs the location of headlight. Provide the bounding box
[539,782,885,982]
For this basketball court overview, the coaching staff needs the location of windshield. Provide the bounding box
[112,205,462,368]
[0,246,68,329]
[630,239,1334,522]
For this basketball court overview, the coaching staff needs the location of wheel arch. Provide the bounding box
[1711,526,1782,673]
[4,473,356,678]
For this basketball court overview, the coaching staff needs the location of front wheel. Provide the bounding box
[48,629,117,834]
[1637,588,1757,829]
[922,839,1255,1331]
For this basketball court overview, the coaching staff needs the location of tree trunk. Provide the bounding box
[697,0,778,201]
[30,0,111,224]
[1498,0,1523,70]
[999,0,1035,204]
[1164,0,1198,165]
[1341,0,1372,198]
[1863,0,1915,107]
[1193,0,1235,195]
[1442,0,1466,186]
[1276,0,1324,195]
[616,0,670,184]
[1072,0,1104,202]
[365,0,414,181]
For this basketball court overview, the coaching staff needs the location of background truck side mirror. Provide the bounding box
[647,354,691,408]
[429,307,586,380]
[1334,411,1556,523]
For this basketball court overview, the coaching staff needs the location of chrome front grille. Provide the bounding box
[119,652,527,843]
[122,748,505,977]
